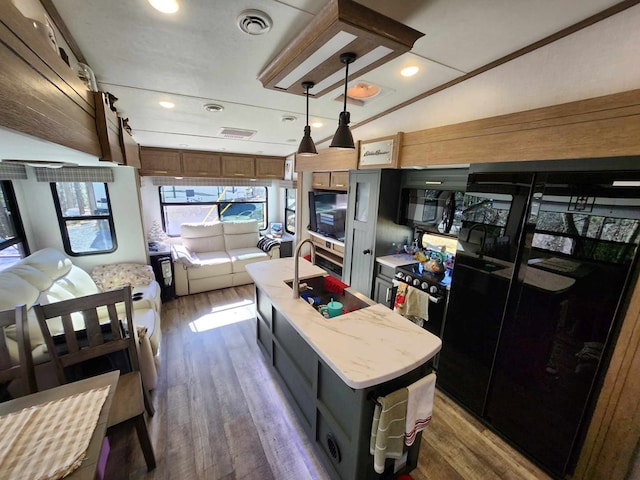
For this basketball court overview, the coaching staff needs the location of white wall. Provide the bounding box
[13,165,147,272]
[347,4,640,145]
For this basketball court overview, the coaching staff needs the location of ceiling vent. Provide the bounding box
[237,10,272,35]
[217,127,257,140]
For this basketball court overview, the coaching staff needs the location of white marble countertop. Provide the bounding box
[376,254,420,269]
[246,258,442,389]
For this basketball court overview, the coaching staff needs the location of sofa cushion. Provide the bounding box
[5,264,53,292]
[22,248,73,279]
[92,263,155,291]
[0,272,40,310]
[55,266,101,298]
[223,220,260,250]
[227,247,269,273]
[188,251,232,280]
[181,222,225,253]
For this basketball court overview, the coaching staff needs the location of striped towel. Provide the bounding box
[404,373,436,446]
[370,388,408,474]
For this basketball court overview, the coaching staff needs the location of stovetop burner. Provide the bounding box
[395,262,452,296]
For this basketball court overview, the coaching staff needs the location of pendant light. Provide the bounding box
[330,52,357,149]
[297,81,318,156]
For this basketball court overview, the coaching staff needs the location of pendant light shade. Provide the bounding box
[330,53,357,149]
[297,81,318,156]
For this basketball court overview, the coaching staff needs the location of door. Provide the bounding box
[438,172,535,415]
[344,170,379,297]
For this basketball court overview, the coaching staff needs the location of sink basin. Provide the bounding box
[285,275,373,317]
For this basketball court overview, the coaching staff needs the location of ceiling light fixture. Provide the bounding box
[311,121,324,128]
[330,53,356,150]
[347,82,381,100]
[297,81,318,156]
[401,65,420,77]
[159,101,175,109]
[148,0,179,14]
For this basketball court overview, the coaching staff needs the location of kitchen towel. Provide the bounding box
[370,388,408,474]
[404,373,436,446]
[404,285,429,322]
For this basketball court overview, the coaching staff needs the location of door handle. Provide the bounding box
[363,249,371,255]
[385,287,391,303]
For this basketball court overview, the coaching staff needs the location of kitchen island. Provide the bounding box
[246,258,441,480]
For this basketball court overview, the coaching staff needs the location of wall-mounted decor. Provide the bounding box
[358,132,403,169]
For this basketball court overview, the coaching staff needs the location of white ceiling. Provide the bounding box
[20,0,629,158]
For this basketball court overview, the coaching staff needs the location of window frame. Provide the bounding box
[158,185,269,237]
[285,188,296,235]
[50,182,118,256]
[0,181,29,269]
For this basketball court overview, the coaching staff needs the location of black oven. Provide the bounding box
[392,262,451,340]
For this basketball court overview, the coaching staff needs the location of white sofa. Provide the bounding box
[172,220,280,296]
[0,248,161,390]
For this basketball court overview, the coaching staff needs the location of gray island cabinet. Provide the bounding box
[246,258,442,480]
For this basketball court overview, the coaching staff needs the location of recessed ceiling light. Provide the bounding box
[159,101,175,109]
[203,103,224,113]
[311,121,323,128]
[401,65,420,77]
[347,82,381,100]
[178,143,189,147]
[148,0,179,14]
[281,115,297,122]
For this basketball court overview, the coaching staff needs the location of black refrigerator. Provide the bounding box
[437,164,640,477]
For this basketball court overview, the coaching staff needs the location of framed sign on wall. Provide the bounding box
[358,132,403,169]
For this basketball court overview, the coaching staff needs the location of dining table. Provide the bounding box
[0,371,119,480]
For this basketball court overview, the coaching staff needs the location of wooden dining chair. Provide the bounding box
[0,304,37,399]
[33,285,156,471]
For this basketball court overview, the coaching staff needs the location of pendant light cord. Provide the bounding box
[342,60,350,113]
[306,84,310,126]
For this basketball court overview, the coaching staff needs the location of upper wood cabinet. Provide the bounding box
[330,171,349,189]
[0,2,101,156]
[140,148,182,175]
[138,147,287,179]
[255,157,285,178]
[311,172,331,189]
[182,151,221,177]
[311,171,348,191]
[221,156,256,178]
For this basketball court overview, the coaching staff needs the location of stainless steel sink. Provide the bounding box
[285,275,373,317]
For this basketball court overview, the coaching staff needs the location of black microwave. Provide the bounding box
[398,189,463,235]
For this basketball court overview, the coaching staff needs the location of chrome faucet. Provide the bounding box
[293,238,316,299]
[467,223,488,258]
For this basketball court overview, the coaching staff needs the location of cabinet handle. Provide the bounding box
[334,183,345,187]
[363,249,371,255]
[385,287,391,303]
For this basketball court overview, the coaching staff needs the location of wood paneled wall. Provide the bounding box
[400,89,640,167]
[295,147,358,172]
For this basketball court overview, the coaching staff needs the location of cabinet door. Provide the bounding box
[330,171,349,190]
[139,148,182,175]
[221,156,256,178]
[182,151,221,177]
[311,172,330,189]
[255,157,285,178]
[94,92,124,164]
[373,276,393,307]
[119,118,141,168]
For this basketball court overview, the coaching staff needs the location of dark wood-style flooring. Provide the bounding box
[105,285,550,479]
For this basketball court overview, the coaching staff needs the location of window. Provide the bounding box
[0,181,29,271]
[159,185,268,236]
[285,188,296,234]
[51,182,117,256]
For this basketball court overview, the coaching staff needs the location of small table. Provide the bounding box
[0,371,119,479]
